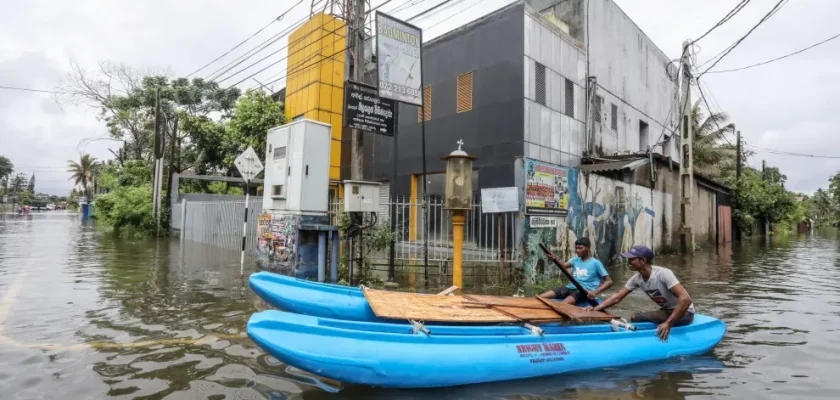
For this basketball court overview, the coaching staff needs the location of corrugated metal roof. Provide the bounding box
[578,158,649,173]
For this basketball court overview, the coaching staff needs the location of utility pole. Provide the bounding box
[735,130,742,181]
[678,41,695,253]
[152,87,162,225]
[349,0,366,180]
[164,115,179,224]
[762,159,766,181]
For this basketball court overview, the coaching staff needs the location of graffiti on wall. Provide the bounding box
[256,213,298,269]
[525,159,570,215]
[523,160,670,282]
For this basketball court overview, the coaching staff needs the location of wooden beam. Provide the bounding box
[436,285,458,296]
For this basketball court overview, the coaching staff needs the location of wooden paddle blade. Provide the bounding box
[536,296,616,322]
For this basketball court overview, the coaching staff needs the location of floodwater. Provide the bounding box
[1,212,839,399]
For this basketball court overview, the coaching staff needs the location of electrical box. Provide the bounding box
[343,180,380,213]
[262,119,331,215]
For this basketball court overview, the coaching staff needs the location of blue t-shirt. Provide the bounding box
[564,257,609,291]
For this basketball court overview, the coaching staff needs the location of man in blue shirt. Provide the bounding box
[539,237,612,305]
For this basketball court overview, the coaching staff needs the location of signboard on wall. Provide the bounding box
[525,158,570,215]
[530,215,557,228]
[481,187,519,213]
[376,12,423,106]
[343,86,396,136]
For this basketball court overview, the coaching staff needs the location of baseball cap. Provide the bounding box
[620,245,654,260]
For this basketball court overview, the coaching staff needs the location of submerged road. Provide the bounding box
[1,212,839,399]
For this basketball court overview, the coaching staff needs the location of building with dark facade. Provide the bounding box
[338,0,731,280]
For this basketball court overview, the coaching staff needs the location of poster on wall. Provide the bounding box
[376,12,422,106]
[525,158,570,215]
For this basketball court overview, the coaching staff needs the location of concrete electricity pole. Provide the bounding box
[349,0,366,180]
[678,41,695,253]
[735,130,742,181]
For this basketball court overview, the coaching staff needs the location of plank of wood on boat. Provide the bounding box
[361,288,567,323]
[362,288,520,322]
[535,296,617,322]
[436,286,459,296]
[462,295,552,309]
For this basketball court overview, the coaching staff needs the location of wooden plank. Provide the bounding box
[536,296,617,322]
[437,286,459,296]
[363,288,518,323]
[463,295,551,309]
[362,288,567,323]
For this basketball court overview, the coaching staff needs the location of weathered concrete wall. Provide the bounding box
[523,161,672,282]
[586,0,678,158]
[694,182,718,246]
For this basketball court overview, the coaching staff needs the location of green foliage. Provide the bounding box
[335,212,393,286]
[224,90,286,166]
[734,168,799,235]
[94,184,163,238]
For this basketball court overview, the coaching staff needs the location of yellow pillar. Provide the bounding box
[408,175,418,288]
[452,210,465,290]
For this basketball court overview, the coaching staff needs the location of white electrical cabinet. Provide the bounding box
[343,180,381,213]
[262,119,331,214]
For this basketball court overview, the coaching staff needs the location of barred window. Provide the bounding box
[535,62,546,106]
[418,85,432,122]
[564,78,574,117]
[593,94,603,123]
[456,72,473,113]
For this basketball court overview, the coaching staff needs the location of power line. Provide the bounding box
[699,0,788,76]
[408,0,464,23]
[706,32,840,74]
[186,0,307,78]
[205,15,311,81]
[744,144,840,159]
[692,0,751,44]
[0,85,56,94]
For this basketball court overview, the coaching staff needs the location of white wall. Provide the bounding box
[523,9,587,167]
[586,0,679,157]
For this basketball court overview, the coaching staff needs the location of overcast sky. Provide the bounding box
[1,0,838,196]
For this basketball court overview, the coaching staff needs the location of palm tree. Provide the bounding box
[67,154,97,198]
[689,100,736,175]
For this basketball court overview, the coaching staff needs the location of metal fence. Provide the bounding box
[330,197,521,265]
[179,197,263,253]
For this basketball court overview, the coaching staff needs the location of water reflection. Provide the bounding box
[2,214,840,398]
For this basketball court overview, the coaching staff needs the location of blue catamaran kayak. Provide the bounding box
[247,309,727,388]
[249,271,596,322]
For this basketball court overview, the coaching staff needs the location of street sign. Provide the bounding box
[344,87,396,136]
[234,146,264,182]
[481,187,519,213]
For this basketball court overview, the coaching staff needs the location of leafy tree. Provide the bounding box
[27,173,35,193]
[224,89,286,166]
[94,184,161,238]
[0,156,13,188]
[67,154,98,198]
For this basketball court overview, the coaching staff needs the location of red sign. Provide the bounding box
[516,342,569,364]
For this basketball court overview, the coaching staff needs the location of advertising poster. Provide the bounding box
[376,12,422,105]
[525,159,570,215]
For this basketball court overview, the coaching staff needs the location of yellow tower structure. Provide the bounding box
[284,13,347,184]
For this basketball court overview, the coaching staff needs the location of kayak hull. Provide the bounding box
[247,310,727,388]
[249,271,597,322]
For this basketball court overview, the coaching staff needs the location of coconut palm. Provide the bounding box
[67,154,97,198]
[689,100,737,174]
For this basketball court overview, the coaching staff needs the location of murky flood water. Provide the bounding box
[2,212,839,399]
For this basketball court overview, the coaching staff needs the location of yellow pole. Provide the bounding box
[452,210,465,290]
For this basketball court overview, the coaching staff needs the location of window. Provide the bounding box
[535,62,546,106]
[564,78,574,117]
[593,94,603,123]
[639,120,650,151]
[418,85,432,122]
[273,146,286,160]
[457,72,474,113]
[610,103,618,131]
[272,185,285,198]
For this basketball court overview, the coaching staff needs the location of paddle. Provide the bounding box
[538,243,599,307]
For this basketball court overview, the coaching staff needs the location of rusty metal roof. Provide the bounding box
[578,158,650,173]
